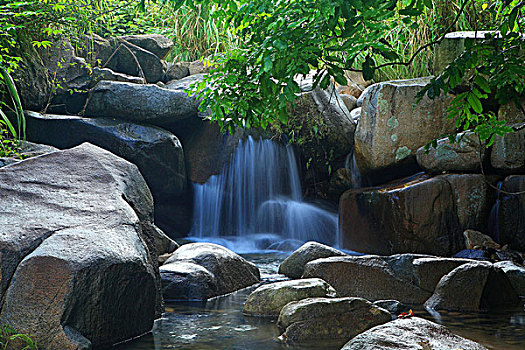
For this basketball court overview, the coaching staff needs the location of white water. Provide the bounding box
[190,136,339,253]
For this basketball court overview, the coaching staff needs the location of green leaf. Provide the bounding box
[467,93,483,114]
[362,56,375,81]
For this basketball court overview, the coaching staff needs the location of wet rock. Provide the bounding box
[342,317,488,350]
[119,34,173,59]
[243,278,336,317]
[424,261,519,311]
[23,111,187,202]
[372,300,410,316]
[498,175,525,251]
[494,261,525,296]
[464,229,500,250]
[164,61,190,81]
[302,255,432,304]
[340,173,495,255]
[416,131,486,173]
[84,80,199,125]
[354,77,453,181]
[0,143,162,349]
[278,241,346,279]
[491,123,525,172]
[340,175,462,255]
[165,243,260,298]
[277,297,390,345]
[160,261,219,300]
[412,257,474,292]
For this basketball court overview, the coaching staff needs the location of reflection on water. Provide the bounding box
[118,253,525,350]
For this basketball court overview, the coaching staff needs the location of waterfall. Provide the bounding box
[190,136,339,252]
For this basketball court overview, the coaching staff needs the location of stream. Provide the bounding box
[118,252,525,350]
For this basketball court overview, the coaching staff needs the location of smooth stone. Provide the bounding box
[372,300,410,316]
[160,261,219,301]
[84,80,199,126]
[0,143,162,349]
[278,241,346,279]
[166,243,260,298]
[243,278,336,317]
[164,61,190,81]
[342,317,488,350]
[412,257,474,292]
[424,261,519,311]
[277,297,391,345]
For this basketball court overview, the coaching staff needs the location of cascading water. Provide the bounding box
[190,136,339,252]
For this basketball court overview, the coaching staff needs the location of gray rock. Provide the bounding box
[354,77,454,178]
[119,34,173,59]
[412,257,474,292]
[278,241,346,278]
[84,80,199,125]
[106,40,164,83]
[0,142,58,168]
[277,297,390,345]
[189,60,210,75]
[78,33,114,67]
[164,62,190,81]
[160,261,219,300]
[165,243,260,299]
[92,66,144,84]
[491,123,525,172]
[0,143,162,349]
[493,261,525,296]
[340,174,495,255]
[425,261,519,311]
[416,131,486,173]
[340,93,357,112]
[302,255,432,304]
[165,73,205,92]
[372,300,410,316]
[342,317,488,350]
[243,278,336,317]
[350,107,361,122]
[24,111,187,202]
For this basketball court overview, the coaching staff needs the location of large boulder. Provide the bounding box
[491,123,525,172]
[340,174,496,255]
[161,243,260,300]
[494,261,525,296]
[0,143,164,349]
[412,257,474,292]
[340,175,461,255]
[354,77,454,181]
[277,297,390,345]
[23,111,187,202]
[425,261,519,311]
[83,80,199,126]
[498,175,525,251]
[243,278,336,317]
[302,255,432,304]
[278,241,346,279]
[119,34,173,59]
[342,317,488,350]
[164,62,190,81]
[105,39,164,83]
[416,131,487,173]
[160,261,219,301]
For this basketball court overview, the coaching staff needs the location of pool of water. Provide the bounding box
[117,252,525,350]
